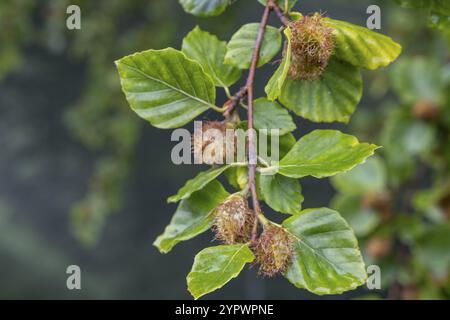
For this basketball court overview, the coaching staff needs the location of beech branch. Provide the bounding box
[247,1,273,242]
[221,0,292,243]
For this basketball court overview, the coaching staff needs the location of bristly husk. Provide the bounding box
[254,224,294,277]
[212,195,256,244]
[289,13,335,81]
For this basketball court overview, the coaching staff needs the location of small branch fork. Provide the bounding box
[222,0,291,243]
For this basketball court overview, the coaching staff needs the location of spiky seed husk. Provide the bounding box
[289,13,335,81]
[213,195,255,245]
[254,225,294,277]
[192,121,235,165]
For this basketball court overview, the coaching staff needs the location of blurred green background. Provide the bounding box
[0,0,449,299]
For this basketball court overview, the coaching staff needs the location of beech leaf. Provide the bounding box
[283,208,367,295]
[187,244,255,299]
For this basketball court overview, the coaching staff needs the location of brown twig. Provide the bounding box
[223,86,247,119]
[272,1,291,26]
[222,0,290,243]
[248,1,273,243]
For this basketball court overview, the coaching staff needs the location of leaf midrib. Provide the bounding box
[121,62,217,110]
[285,225,356,276]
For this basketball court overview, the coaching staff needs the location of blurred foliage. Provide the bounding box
[1,0,179,245]
[331,1,450,299]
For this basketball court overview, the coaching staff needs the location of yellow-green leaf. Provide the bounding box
[187,244,255,299]
[265,27,292,101]
[325,18,402,70]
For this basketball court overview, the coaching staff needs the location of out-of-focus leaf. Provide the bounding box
[381,106,436,158]
[283,208,367,294]
[331,194,380,237]
[154,180,229,253]
[225,23,282,69]
[182,26,241,88]
[116,48,216,129]
[280,59,362,123]
[395,0,450,15]
[187,244,255,299]
[390,57,445,105]
[331,156,387,196]
[414,224,450,278]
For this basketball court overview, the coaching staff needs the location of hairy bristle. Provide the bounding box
[212,195,255,244]
[289,13,335,81]
[254,225,294,277]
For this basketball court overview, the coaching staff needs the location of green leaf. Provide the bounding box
[390,57,445,105]
[414,224,450,278]
[168,165,233,203]
[257,131,297,170]
[260,174,303,214]
[154,181,229,253]
[225,23,282,69]
[331,156,387,196]
[429,13,450,42]
[254,98,296,135]
[331,194,380,237]
[381,106,436,158]
[265,27,292,101]
[225,166,248,190]
[279,59,362,123]
[324,18,402,70]
[179,0,230,17]
[270,130,379,179]
[187,244,255,299]
[258,0,298,11]
[395,0,450,15]
[182,26,241,88]
[116,48,216,129]
[283,208,367,295]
